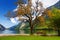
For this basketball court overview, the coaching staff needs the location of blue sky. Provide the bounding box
[0,0,18,28]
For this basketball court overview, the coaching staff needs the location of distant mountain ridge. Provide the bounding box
[9,22,29,30]
[9,23,21,30]
[0,24,5,31]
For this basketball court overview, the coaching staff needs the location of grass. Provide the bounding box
[0,35,60,40]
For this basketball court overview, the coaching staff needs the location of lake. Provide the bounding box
[0,29,30,34]
[0,29,57,34]
[0,30,30,34]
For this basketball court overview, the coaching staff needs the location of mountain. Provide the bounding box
[9,23,21,30]
[0,24,5,31]
[9,22,29,30]
[48,1,60,9]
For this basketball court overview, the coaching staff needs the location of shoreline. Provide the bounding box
[0,34,30,36]
[0,34,58,36]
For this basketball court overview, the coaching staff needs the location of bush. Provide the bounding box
[51,7,60,36]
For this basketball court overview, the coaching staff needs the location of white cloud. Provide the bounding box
[10,18,16,23]
[32,0,59,8]
[10,17,20,24]
[41,0,59,8]
[15,17,19,20]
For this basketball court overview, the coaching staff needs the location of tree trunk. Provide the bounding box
[29,13,34,35]
[30,24,33,35]
[58,29,60,36]
[29,18,33,35]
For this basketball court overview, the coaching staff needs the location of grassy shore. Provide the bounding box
[0,35,60,40]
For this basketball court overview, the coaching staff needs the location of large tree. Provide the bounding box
[5,0,45,34]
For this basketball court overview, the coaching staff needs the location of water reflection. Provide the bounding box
[0,30,19,34]
[0,29,30,34]
[19,30,25,34]
[0,29,57,34]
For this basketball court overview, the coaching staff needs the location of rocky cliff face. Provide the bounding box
[0,24,5,31]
